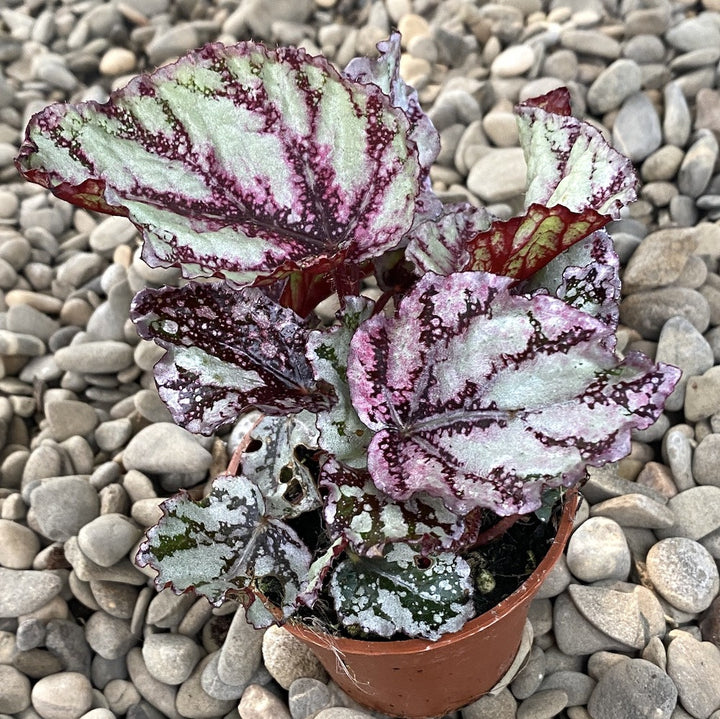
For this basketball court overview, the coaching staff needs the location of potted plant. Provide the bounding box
[16,35,680,718]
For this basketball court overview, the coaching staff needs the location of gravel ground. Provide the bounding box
[2,0,720,718]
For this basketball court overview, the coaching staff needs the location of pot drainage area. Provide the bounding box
[1,1,720,718]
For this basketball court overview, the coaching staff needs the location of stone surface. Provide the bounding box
[262,626,328,691]
[566,517,631,582]
[31,672,93,719]
[666,633,720,719]
[646,537,719,613]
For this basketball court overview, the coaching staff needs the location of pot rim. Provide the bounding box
[288,487,579,654]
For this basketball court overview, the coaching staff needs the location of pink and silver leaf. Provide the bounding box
[131,282,335,434]
[16,42,421,286]
[135,473,311,621]
[347,271,681,516]
[516,87,638,216]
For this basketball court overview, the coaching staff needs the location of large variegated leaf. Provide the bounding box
[347,271,681,516]
[306,297,375,467]
[136,474,311,617]
[329,543,474,640]
[16,42,421,285]
[516,88,637,215]
[131,283,334,434]
[320,458,483,555]
[240,412,321,517]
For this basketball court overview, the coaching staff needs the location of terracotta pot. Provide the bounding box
[286,489,579,719]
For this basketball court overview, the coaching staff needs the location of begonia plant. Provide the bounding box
[16,35,680,641]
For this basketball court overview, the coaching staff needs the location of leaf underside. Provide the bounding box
[136,473,311,618]
[329,543,475,640]
[347,271,680,516]
[16,42,421,286]
[131,283,334,434]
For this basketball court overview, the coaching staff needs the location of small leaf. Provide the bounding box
[347,271,681,516]
[306,297,375,467]
[405,202,492,276]
[131,282,334,434]
[136,473,311,616]
[329,543,475,640]
[320,458,483,555]
[297,536,348,608]
[465,202,609,280]
[17,42,421,285]
[516,88,637,216]
[241,412,322,517]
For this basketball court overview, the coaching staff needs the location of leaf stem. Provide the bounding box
[227,413,266,475]
[471,514,522,548]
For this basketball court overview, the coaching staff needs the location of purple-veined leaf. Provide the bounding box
[306,297,375,467]
[465,202,609,280]
[130,282,335,434]
[320,458,484,555]
[347,271,681,516]
[135,473,311,618]
[516,88,637,215]
[329,543,474,640]
[16,42,421,286]
[344,32,440,179]
[405,202,492,276]
[240,412,321,517]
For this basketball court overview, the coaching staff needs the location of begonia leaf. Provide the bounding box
[240,412,321,517]
[344,32,439,178]
[16,42,421,285]
[405,202,492,276]
[136,473,311,618]
[329,543,474,640]
[297,537,347,608]
[306,297,375,467]
[516,88,637,215]
[320,458,484,555]
[347,271,680,516]
[465,202,609,280]
[131,282,334,434]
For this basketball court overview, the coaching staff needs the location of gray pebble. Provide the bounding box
[664,82,692,147]
[146,589,196,629]
[126,646,182,719]
[510,645,545,700]
[516,689,568,719]
[31,671,94,719]
[45,618,92,675]
[89,580,138,620]
[0,518,40,569]
[146,24,200,65]
[122,423,212,479]
[466,148,526,203]
[217,607,265,689]
[104,678,141,715]
[289,677,332,719]
[646,537,719,613]
[16,618,46,651]
[77,513,142,568]
[693,433,720,487]
[142,632,203,685]
[262,626,328,691]
[613,92,662,162]
[176,653,237,719]
[239,683,293,719]
[539,671,595,707]
[54,341,134,374]
[0,663,31,713]
[200,650,247,700]
[45,399,99,442]
[623,227,697,290]
[658,486,720,540]
[678,130,719,197]
[619,287,710,340]
[666,16,720,52]
[586,59,642,114]
[667,632,720,719]
[461,687,517,719]
[685,366,720,421]
[85,611,138,660]
[566,517,631,582]
[29,476,99,542]
[589,493,674,529]
[587,659,676,719]
[0,567,63,617]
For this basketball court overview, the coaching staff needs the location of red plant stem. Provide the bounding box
[227,413,265,475]
[471,514,522,548]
